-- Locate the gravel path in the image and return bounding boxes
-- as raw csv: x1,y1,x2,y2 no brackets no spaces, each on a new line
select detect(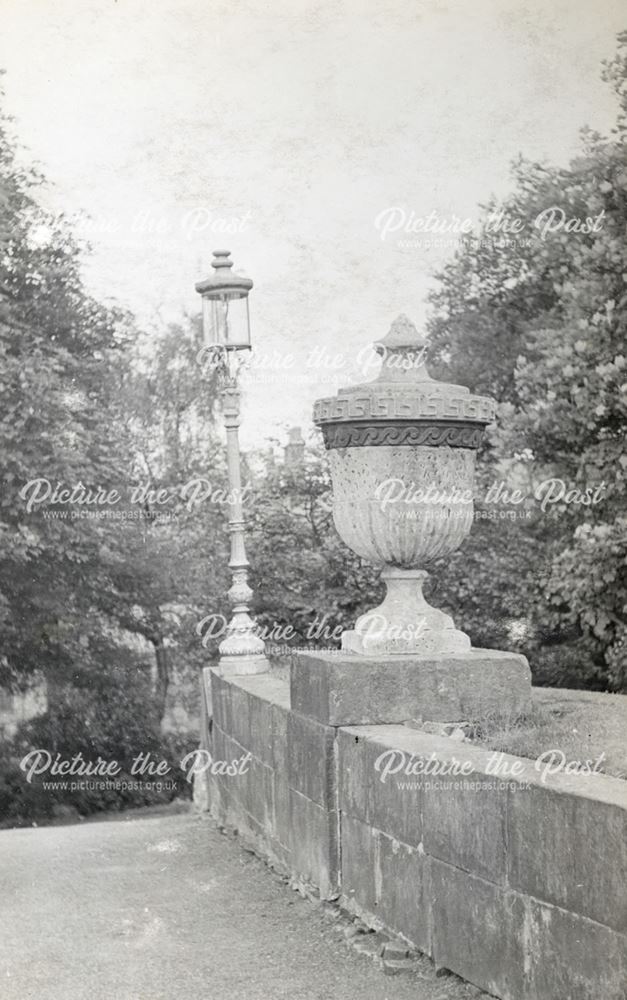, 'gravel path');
0,810,482,1000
